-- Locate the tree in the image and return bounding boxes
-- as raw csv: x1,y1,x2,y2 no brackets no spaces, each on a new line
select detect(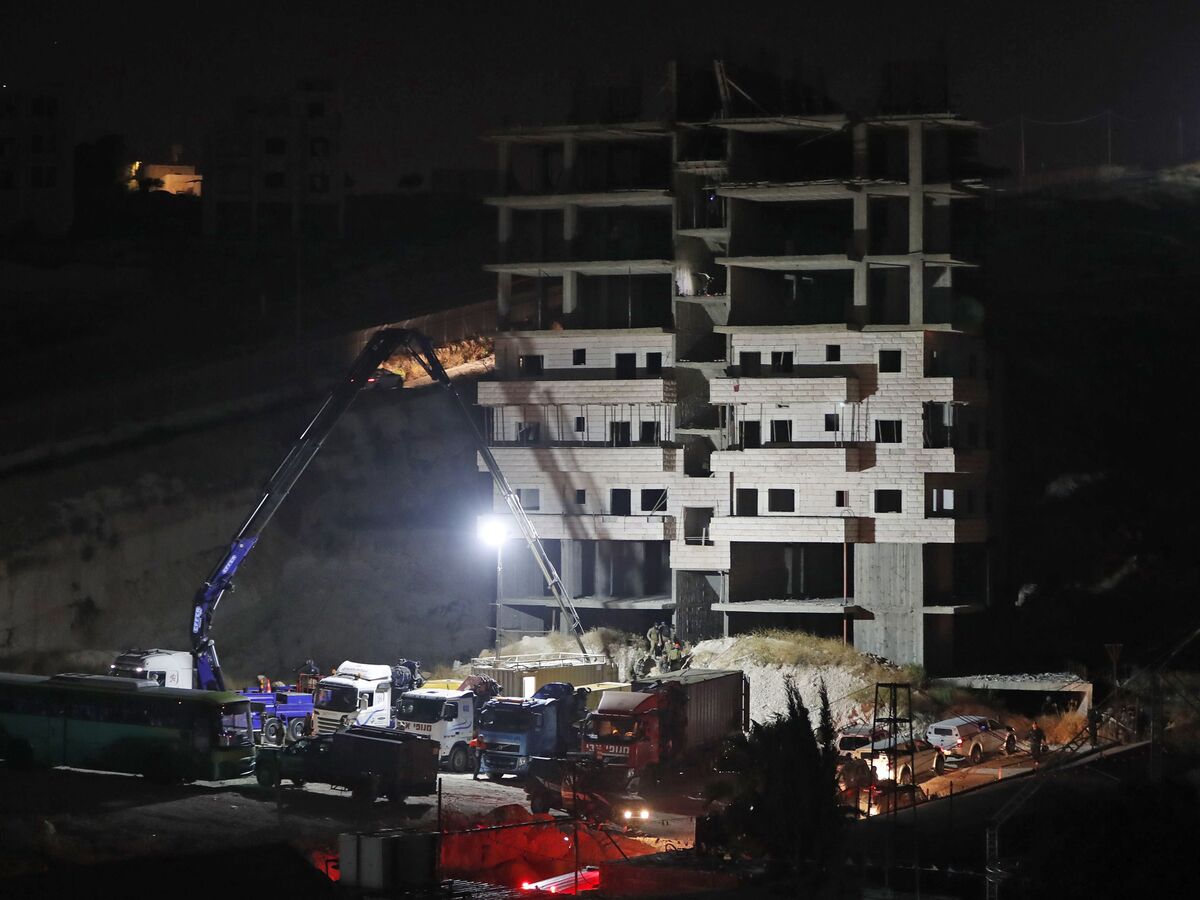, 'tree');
712,677,844,891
